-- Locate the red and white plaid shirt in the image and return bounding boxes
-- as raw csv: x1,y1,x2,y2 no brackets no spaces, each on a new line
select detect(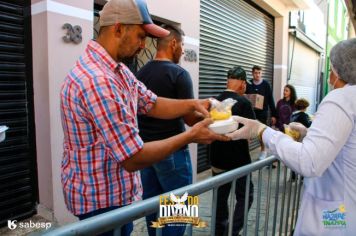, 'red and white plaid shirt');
60,40,157,215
